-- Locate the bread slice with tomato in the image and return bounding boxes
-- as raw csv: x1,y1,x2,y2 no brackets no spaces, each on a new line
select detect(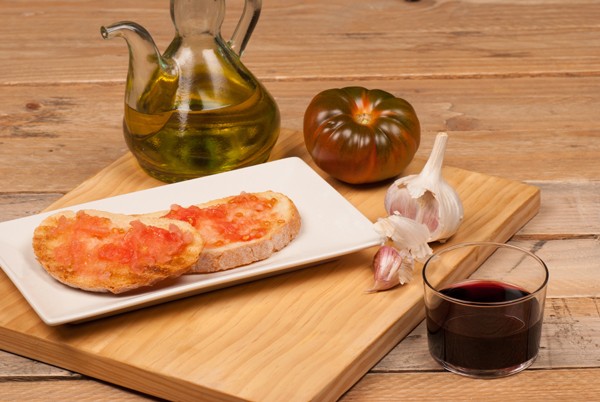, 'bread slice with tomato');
151,191,302,273
32,210,204,294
